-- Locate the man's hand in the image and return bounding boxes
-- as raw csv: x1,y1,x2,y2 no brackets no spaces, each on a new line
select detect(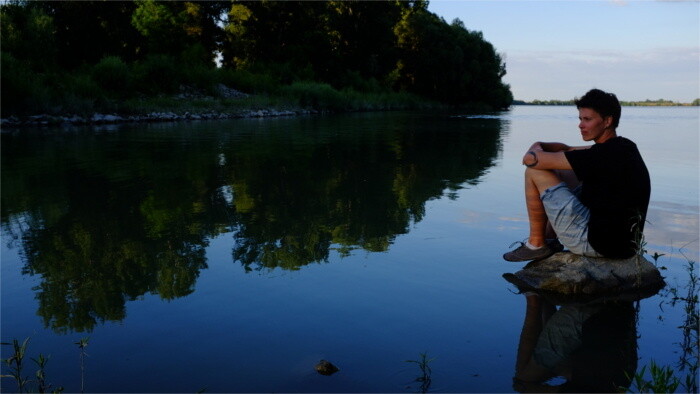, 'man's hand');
527,141,545,152
522,150,539,167
522,141,578,170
